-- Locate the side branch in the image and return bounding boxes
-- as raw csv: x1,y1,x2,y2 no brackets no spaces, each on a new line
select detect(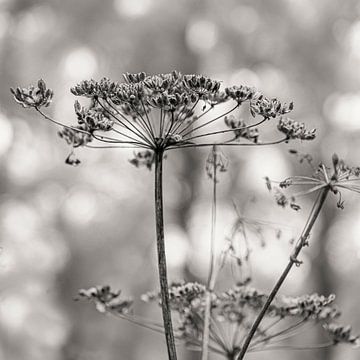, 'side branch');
236,188,330,360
